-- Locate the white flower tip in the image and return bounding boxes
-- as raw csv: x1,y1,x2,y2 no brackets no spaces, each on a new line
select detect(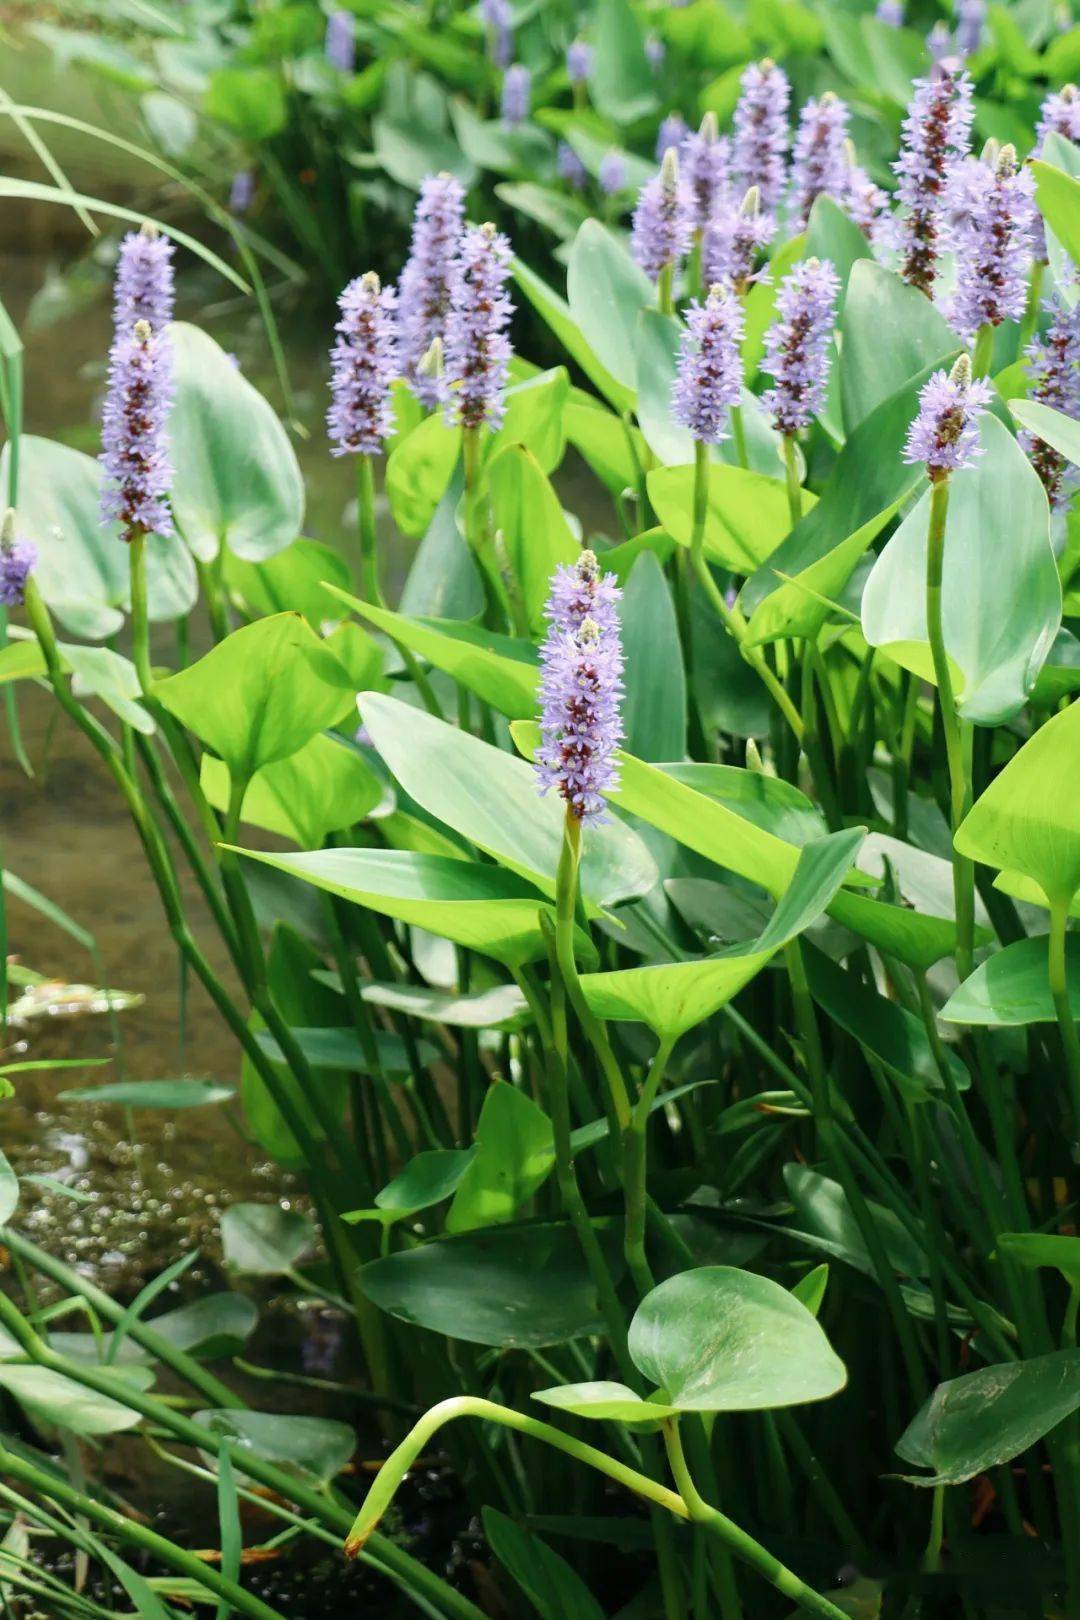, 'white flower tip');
739,185,761,216
1,508,15,547
996,142,1018,177
133,318,152,343
950,352,973,387
418,335,444,378
700,110,718,142
660,146,681,191
139,220,159,240
361,270,381,295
